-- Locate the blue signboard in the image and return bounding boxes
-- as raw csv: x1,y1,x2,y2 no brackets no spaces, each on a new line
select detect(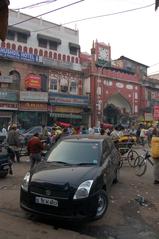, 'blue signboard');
0,47,39,63
49,92,89,107
0,91,18,101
